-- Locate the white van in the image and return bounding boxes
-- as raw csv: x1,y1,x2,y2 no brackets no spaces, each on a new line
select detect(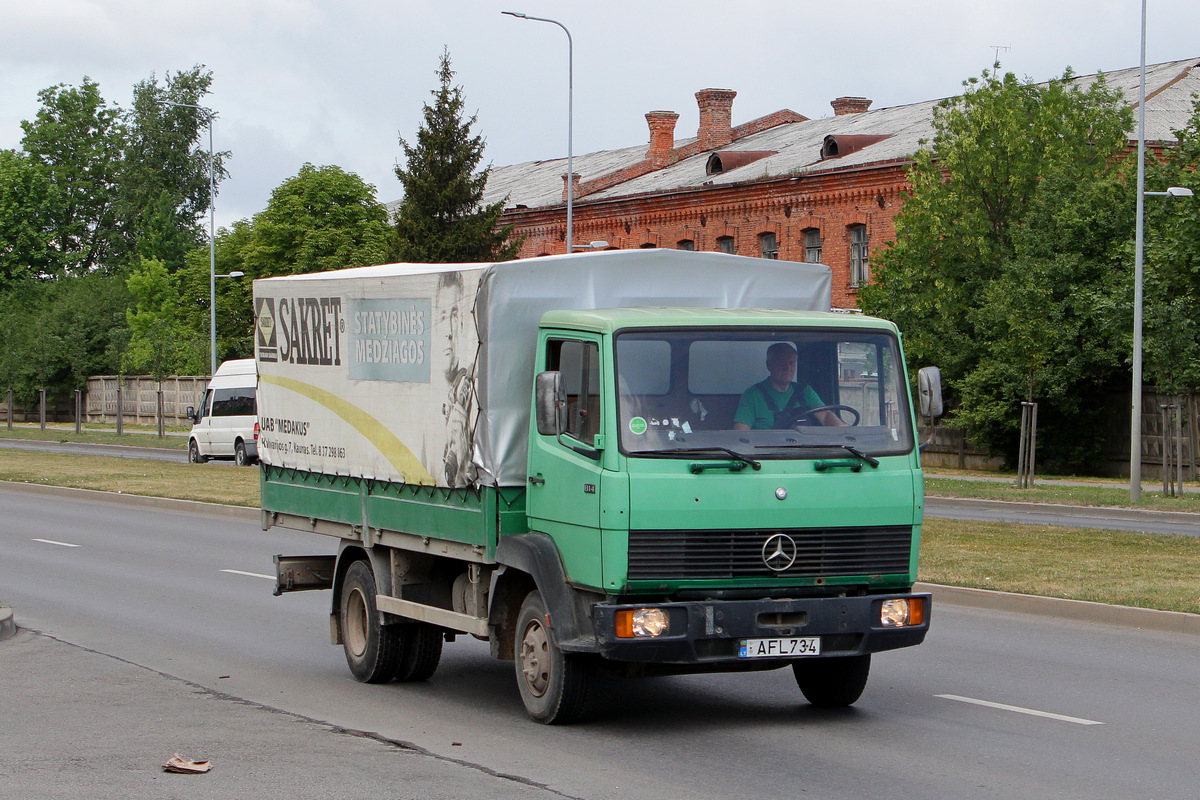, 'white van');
187,358,258,466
